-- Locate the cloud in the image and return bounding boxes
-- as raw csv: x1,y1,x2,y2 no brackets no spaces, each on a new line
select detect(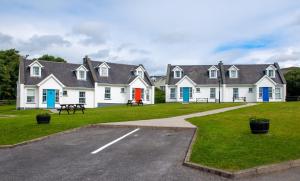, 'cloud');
0,32,13,49
129,48,150,55
72,22,108,45
153,32,190,44
90,49,110,59
267,49,300,62
18,34,71,52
